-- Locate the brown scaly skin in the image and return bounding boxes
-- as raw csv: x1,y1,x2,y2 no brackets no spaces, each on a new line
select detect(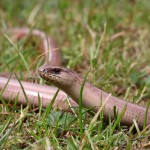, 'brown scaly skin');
39,65,150,129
